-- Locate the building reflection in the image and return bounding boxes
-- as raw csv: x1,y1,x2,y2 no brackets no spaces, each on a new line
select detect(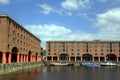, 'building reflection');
12,67,42,80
